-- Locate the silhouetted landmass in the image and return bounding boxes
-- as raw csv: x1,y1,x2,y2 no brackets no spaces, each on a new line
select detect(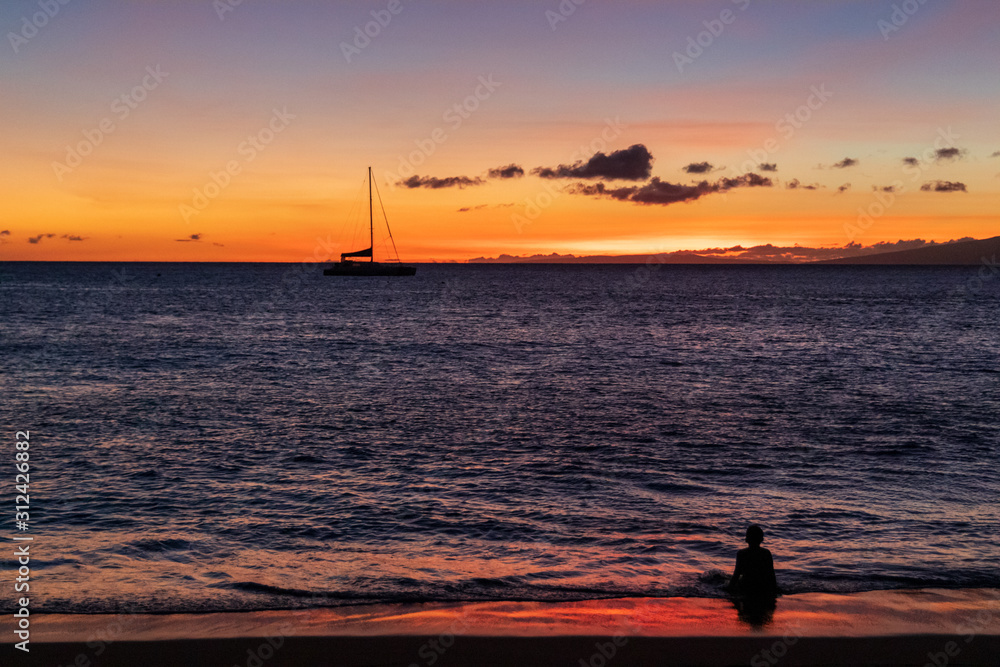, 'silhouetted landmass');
818,235,999,265
467,252,779,264
469,236,998,265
